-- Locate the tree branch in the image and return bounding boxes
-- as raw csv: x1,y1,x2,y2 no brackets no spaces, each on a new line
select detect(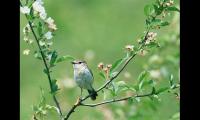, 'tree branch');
64,30,150,120
80,92,153,107
20,2,63,118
